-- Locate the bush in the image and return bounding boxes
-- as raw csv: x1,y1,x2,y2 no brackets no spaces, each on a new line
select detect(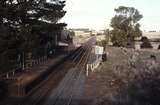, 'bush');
140,37,153,49
158,45,160,49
